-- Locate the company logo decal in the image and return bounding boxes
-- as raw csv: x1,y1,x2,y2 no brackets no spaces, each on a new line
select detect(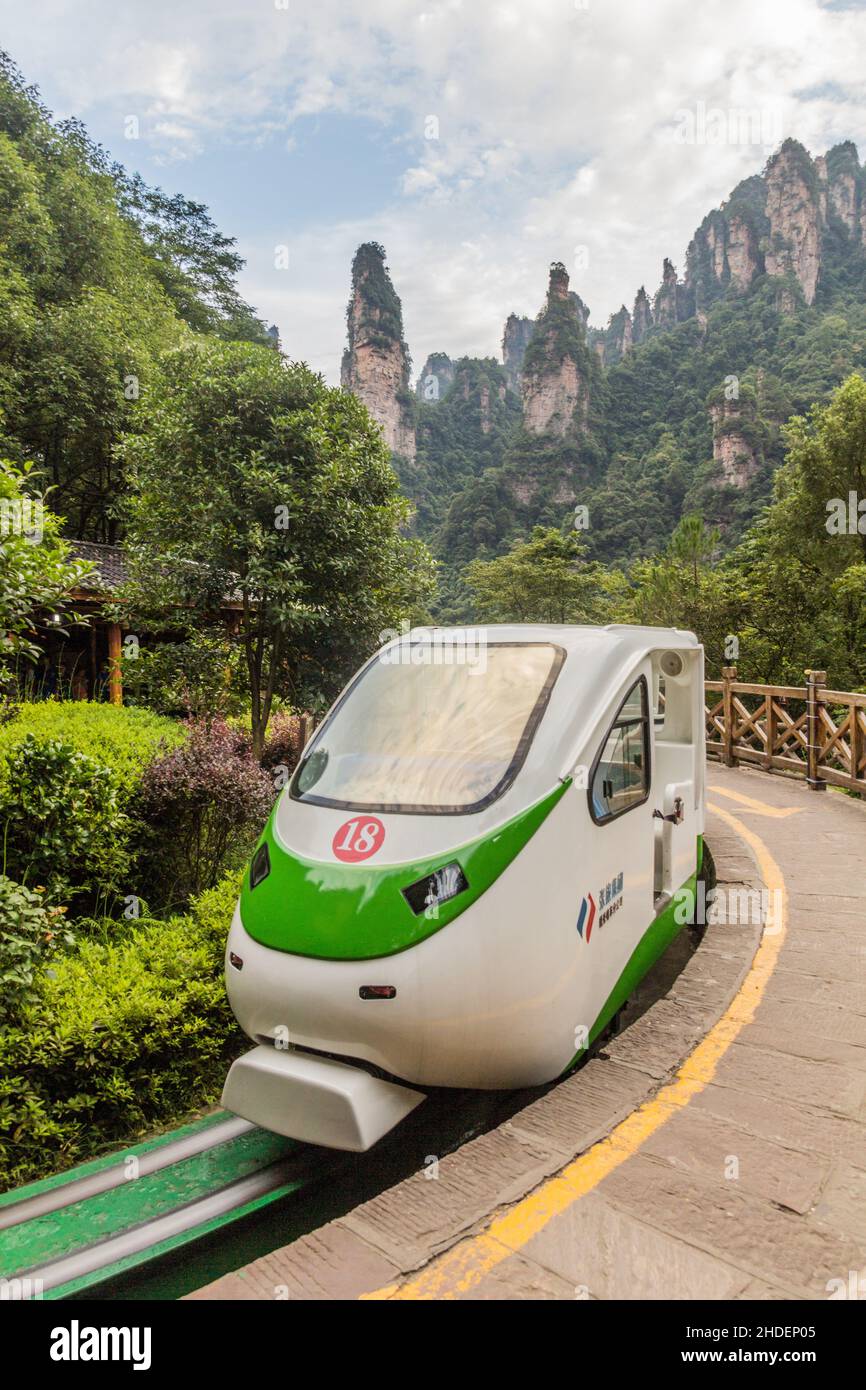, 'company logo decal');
332,817,386,862
598,870,624,927
576,893,596,941
577,872,624,940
